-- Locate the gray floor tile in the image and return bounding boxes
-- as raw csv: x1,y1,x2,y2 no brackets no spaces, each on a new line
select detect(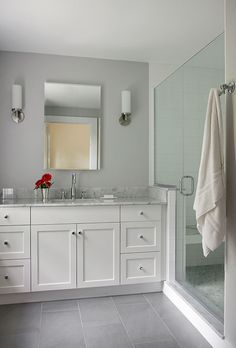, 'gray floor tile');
116,302,173,344
83,323,133,348
0,332,39,348
144,293,181,319
113,294,147,305
39,310,85,348
78,297,120,327
42,300,78,312
163,314,212,348
144,293,212,348
0,303,41,336
135,339,180,348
